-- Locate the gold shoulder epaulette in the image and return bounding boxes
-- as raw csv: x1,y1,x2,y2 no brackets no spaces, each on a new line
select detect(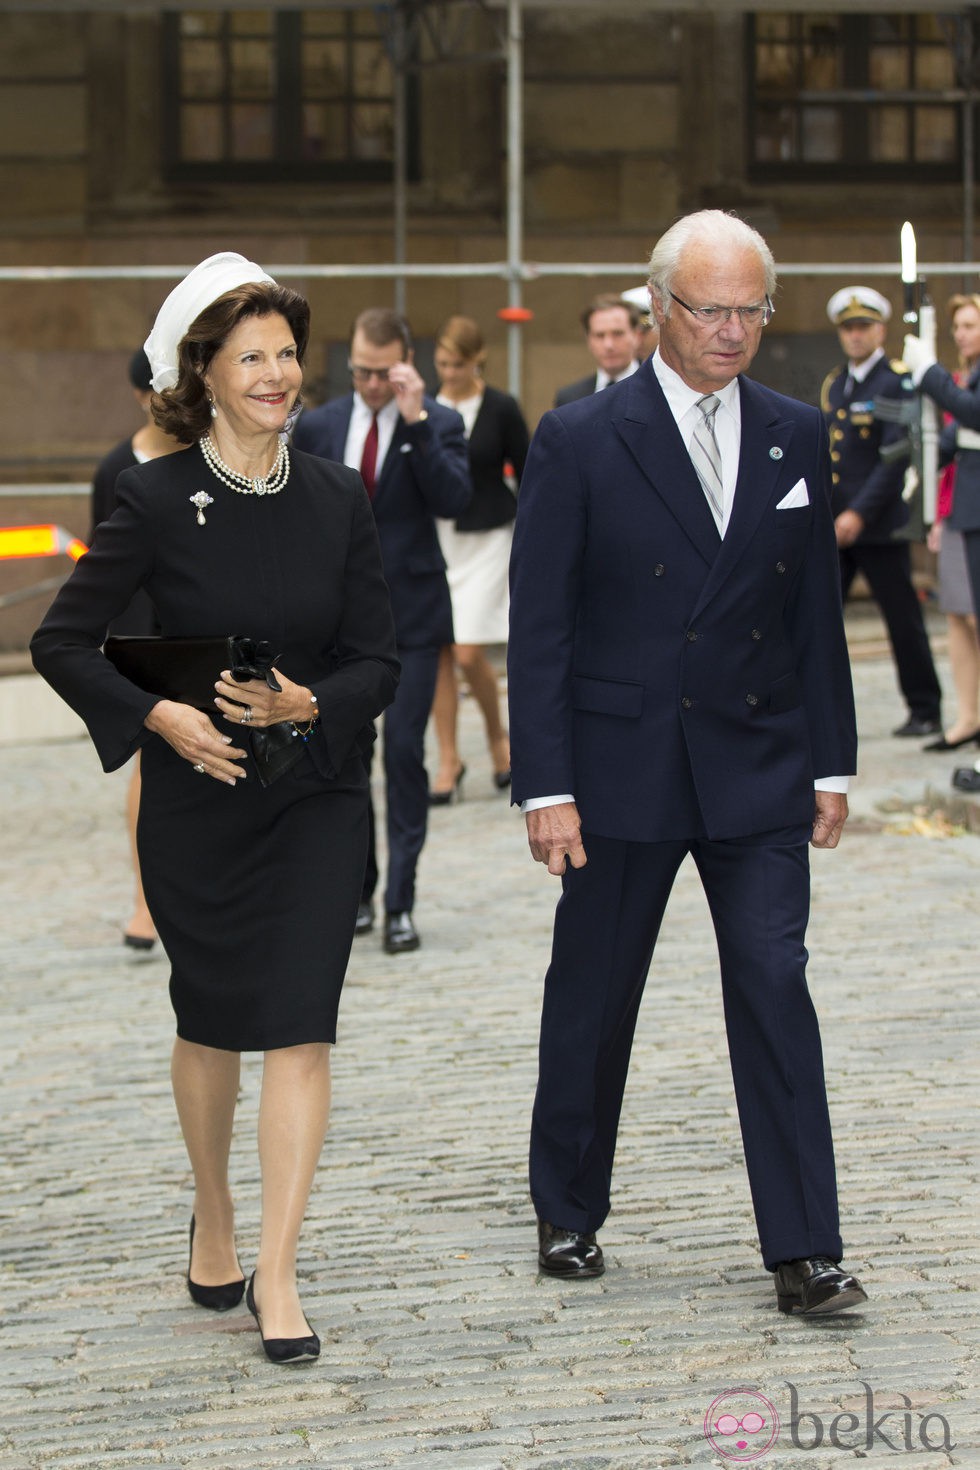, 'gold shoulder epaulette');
819,367,842,414
890,358,910,375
